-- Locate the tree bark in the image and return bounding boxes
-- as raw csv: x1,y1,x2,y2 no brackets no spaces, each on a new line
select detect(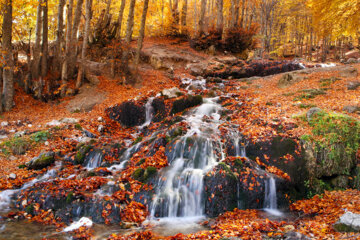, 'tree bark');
135,0,150,65
55,0,65,73
198,0,206,36
61,0,74,96
124,0,136,44
41,0,48,78
181,0,188,35
215,0,223,33
2,0,14,111
116,0,126,38
32,0,43,81
76,0,92,88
